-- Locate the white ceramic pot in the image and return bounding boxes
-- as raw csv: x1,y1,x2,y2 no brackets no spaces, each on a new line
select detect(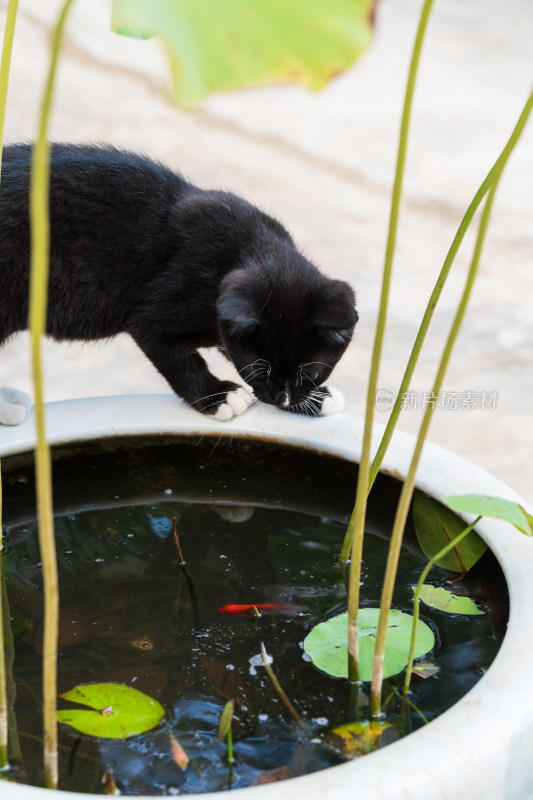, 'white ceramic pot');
1,395,533,800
